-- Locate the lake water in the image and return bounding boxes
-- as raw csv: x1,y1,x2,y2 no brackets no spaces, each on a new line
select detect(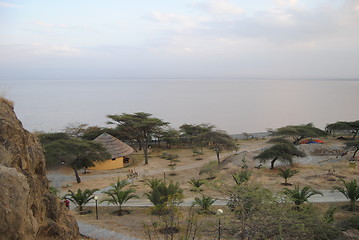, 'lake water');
1,79,358,134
